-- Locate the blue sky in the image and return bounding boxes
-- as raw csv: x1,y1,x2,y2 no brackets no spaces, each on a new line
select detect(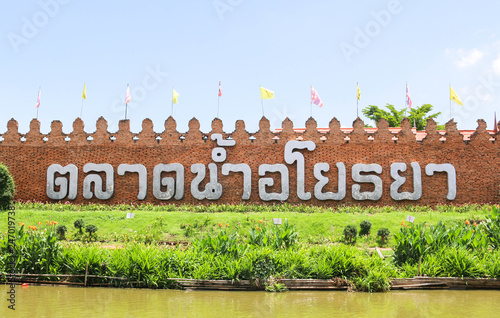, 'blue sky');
1,0,499,134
